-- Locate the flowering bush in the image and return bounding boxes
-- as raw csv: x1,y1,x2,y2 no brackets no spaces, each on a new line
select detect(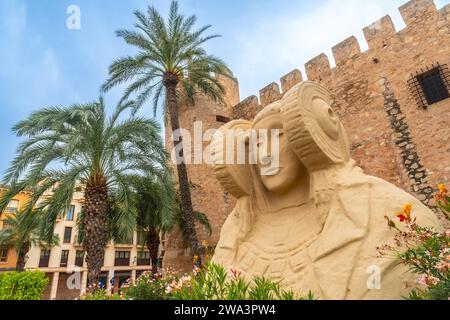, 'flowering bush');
121,269,180,300
378,184,450,300
80,290,120,300
79,239,316,300
167,262,316,300
78,238,317,300
79,283,120,300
